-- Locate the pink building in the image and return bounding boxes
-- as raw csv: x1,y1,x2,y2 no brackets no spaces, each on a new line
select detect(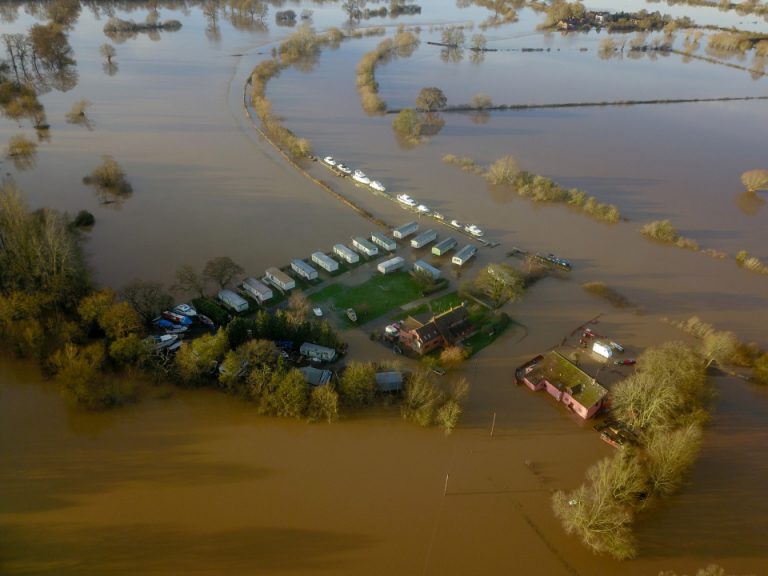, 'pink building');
515,352,608,420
